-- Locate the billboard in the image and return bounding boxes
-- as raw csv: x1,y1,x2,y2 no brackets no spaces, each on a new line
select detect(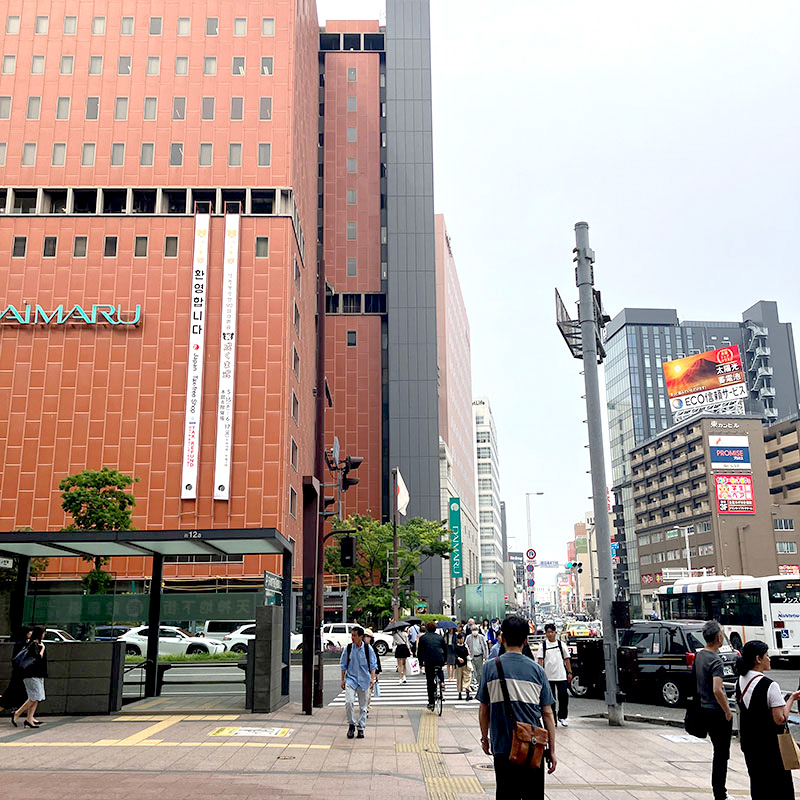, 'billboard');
663,346,747,414
708,435,751,471
714,474,755,514
449,498,463,578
